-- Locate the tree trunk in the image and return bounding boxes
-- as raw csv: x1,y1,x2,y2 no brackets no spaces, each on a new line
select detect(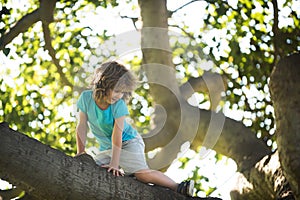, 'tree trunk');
269,53,300,199
0,122,221,200
229,53,300,200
